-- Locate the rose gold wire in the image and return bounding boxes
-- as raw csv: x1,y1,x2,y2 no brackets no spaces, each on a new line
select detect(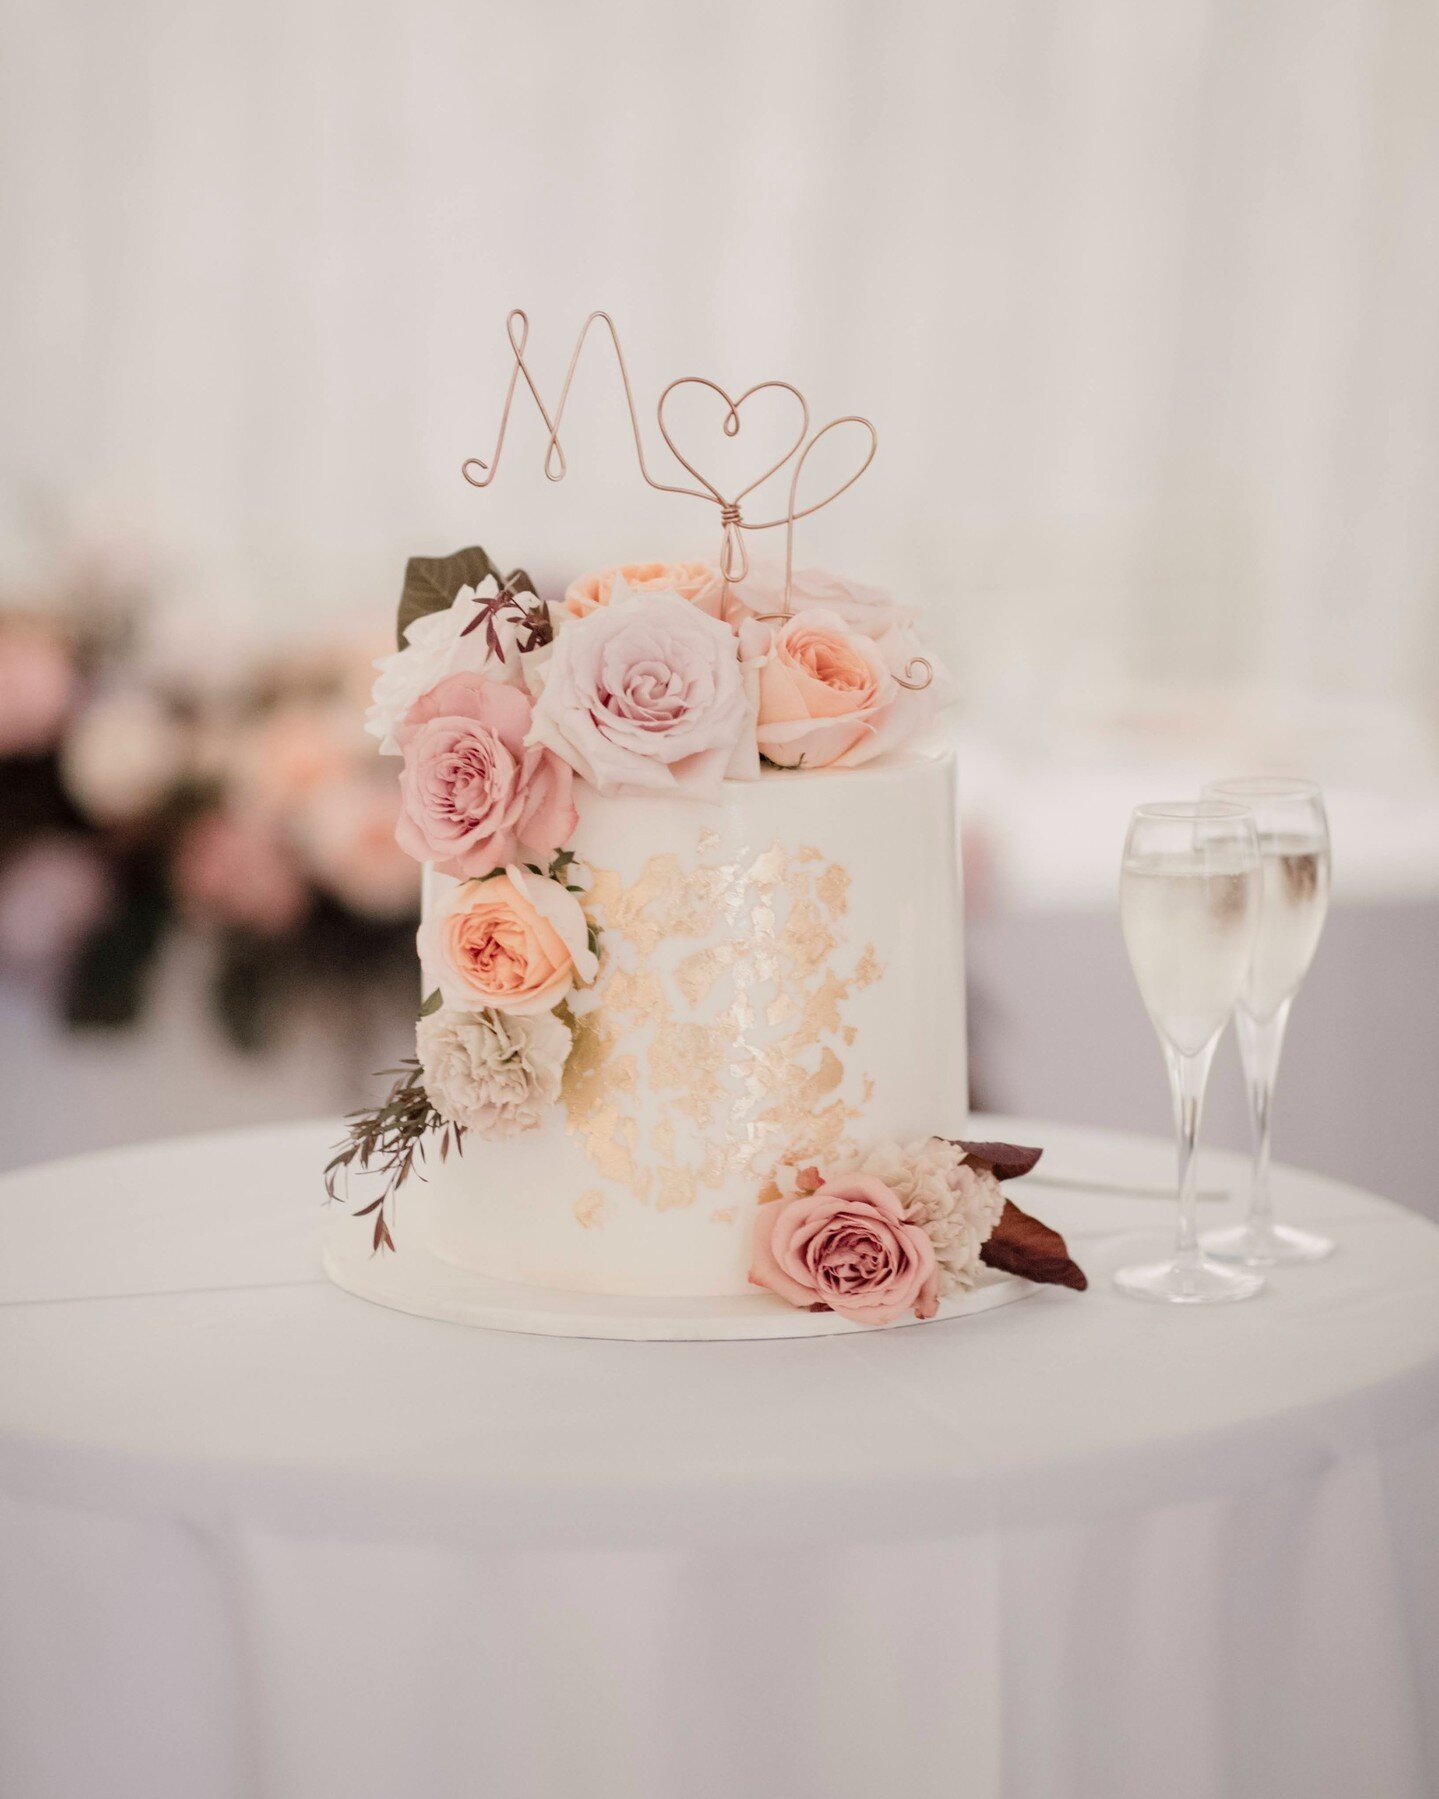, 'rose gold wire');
460,309,918,675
